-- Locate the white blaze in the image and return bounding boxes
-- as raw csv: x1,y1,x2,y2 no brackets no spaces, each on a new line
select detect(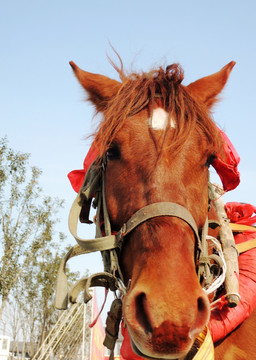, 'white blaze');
149,108,176,130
